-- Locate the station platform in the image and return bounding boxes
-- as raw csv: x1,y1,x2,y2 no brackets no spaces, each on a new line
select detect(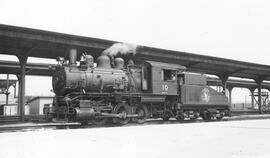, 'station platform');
1,118,270,158
0,121,78,127
0,114,270,131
